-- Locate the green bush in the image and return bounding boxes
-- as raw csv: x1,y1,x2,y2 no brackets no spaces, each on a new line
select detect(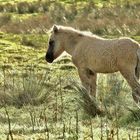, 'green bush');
3,3,16,13
0,13,11,27
0,1,139,36
0,4,4,12
17,2,30,14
